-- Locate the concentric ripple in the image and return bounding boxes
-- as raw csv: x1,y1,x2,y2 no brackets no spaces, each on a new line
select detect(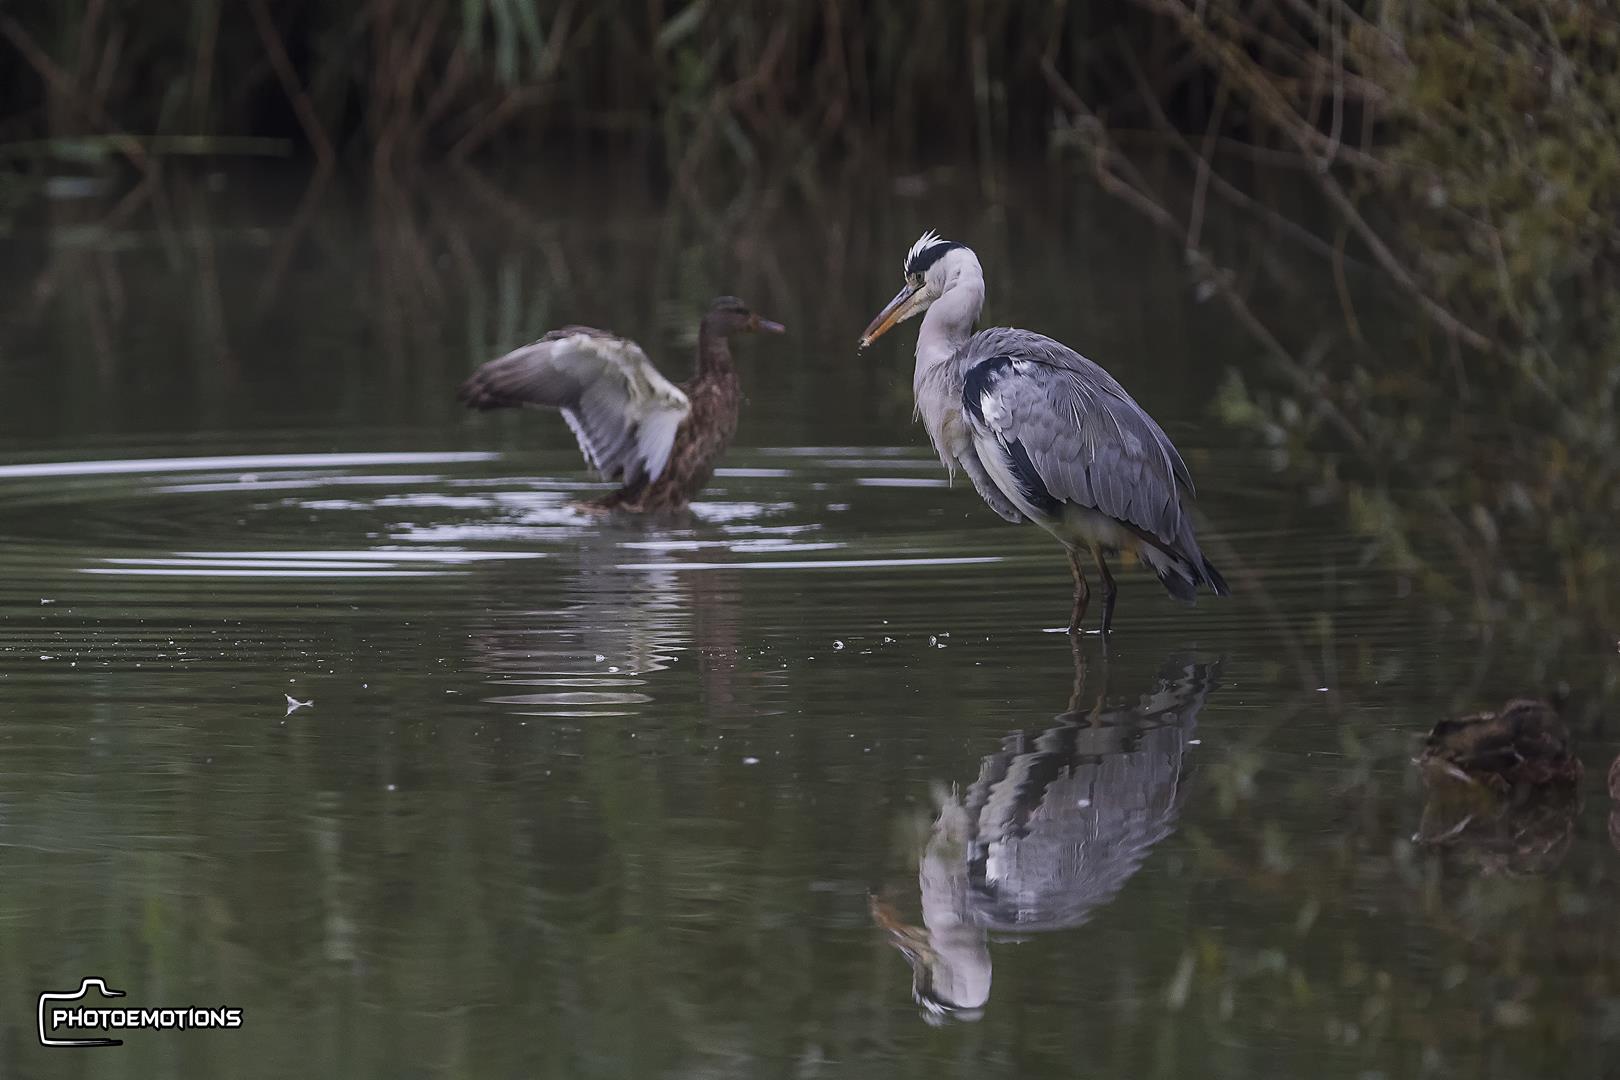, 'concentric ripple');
0,444,1032,717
